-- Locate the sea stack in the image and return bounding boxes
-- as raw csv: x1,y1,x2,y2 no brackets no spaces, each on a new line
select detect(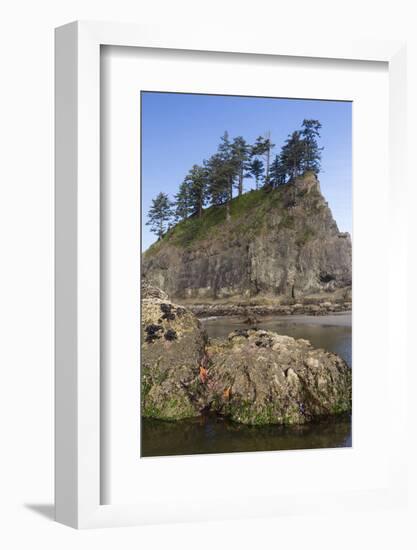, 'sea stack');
142,172,351,303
